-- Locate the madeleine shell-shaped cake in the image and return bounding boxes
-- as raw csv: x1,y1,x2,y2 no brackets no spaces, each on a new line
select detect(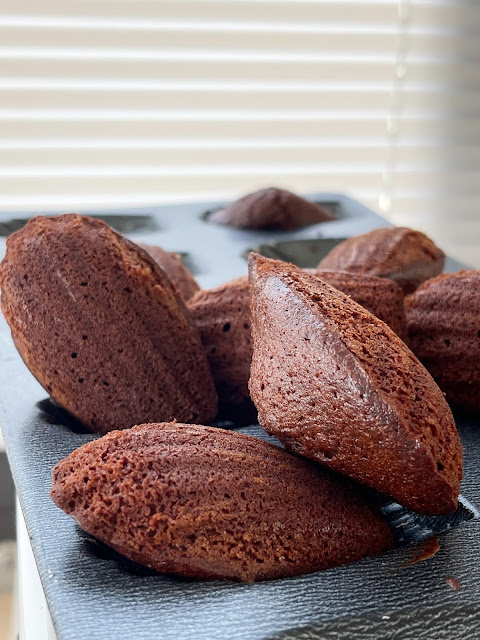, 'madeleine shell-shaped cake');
136,242,199,302
248,253,462,514
406,270,480,413
317,227,445,295
189,269,408,425
208,187,334,231
0,214,217,433
312,270,408,341
51,422,393,583
188,276,257,424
